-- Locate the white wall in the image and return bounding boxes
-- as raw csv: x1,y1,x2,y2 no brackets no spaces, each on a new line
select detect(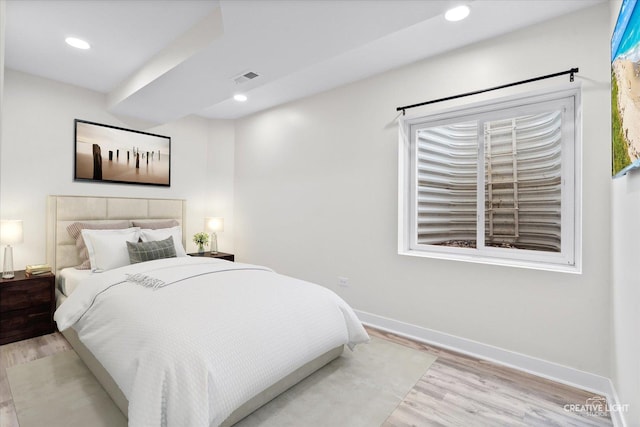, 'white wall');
0,0,6,214
611,175,640,426
0,70,235,268
610,0,640,424
205,118,235,252
234,4,612,376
